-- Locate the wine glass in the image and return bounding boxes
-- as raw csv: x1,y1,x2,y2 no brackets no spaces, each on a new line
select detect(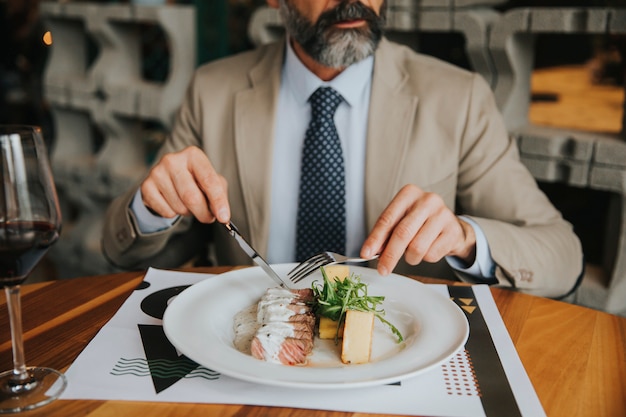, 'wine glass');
0,125,66,412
